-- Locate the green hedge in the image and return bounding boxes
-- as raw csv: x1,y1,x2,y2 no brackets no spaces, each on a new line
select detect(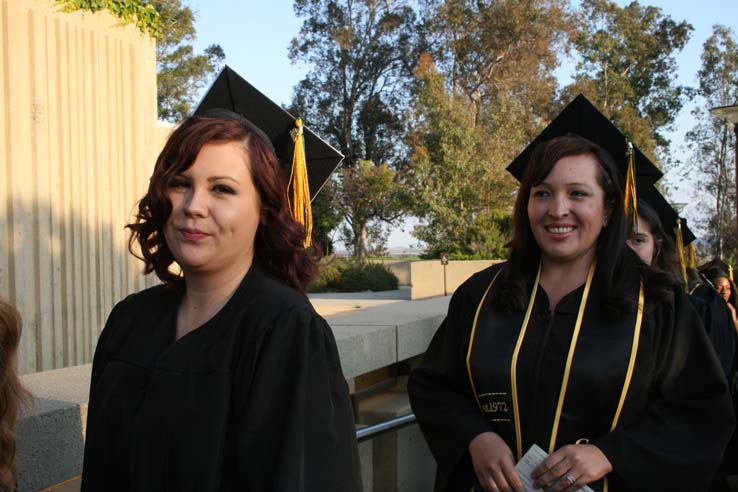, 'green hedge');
308,259,348,293
309,260,399,293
